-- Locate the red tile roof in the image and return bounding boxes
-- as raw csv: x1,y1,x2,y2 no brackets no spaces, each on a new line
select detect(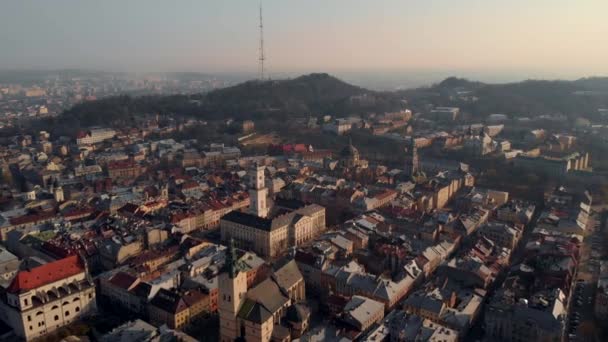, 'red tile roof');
9,210,56,226
7,255,84,293
108,271,139,290
107,159,136,170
